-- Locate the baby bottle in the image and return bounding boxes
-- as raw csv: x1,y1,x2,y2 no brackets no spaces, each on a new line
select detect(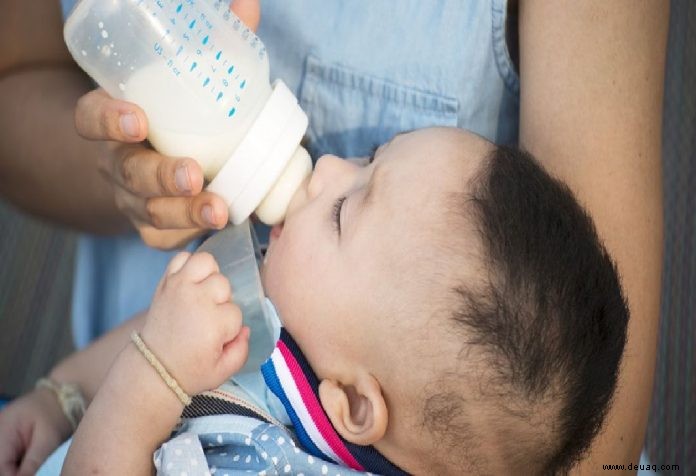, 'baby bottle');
63,0,312,225
63,0,301,372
